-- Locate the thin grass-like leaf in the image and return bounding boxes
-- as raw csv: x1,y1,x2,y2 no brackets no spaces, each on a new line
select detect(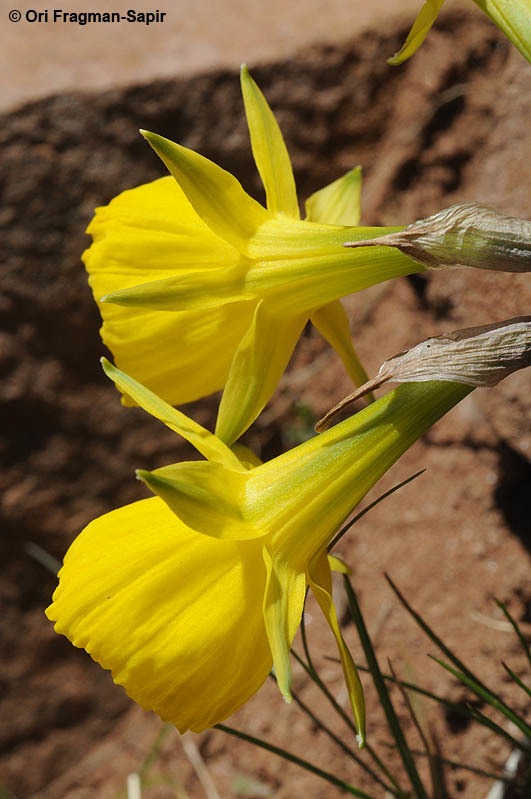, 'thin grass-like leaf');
356,659,530,753
25,542,61,575
268,671,392,792
465,705,529,754
215,724,377,799
339,657,521,750
353,662,473,716
426,732,451,799
388,661,447,799
386,575,494,690
289,683,398,795
386,573,531,734
495,599,531,672
381,740,518,785
139,723,173,778
343,575,428,798
328,470,425,552
291,649,404,795
501,662,531,700
429,655,531,741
